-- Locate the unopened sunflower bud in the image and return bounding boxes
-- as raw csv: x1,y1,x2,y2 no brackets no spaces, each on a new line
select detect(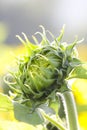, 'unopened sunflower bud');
4,26,81,106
